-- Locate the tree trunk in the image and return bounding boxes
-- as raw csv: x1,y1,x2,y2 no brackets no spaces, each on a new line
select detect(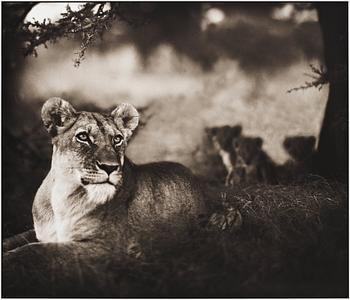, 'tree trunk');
315,3,348,182
3,2,36,120
2,3,38,237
